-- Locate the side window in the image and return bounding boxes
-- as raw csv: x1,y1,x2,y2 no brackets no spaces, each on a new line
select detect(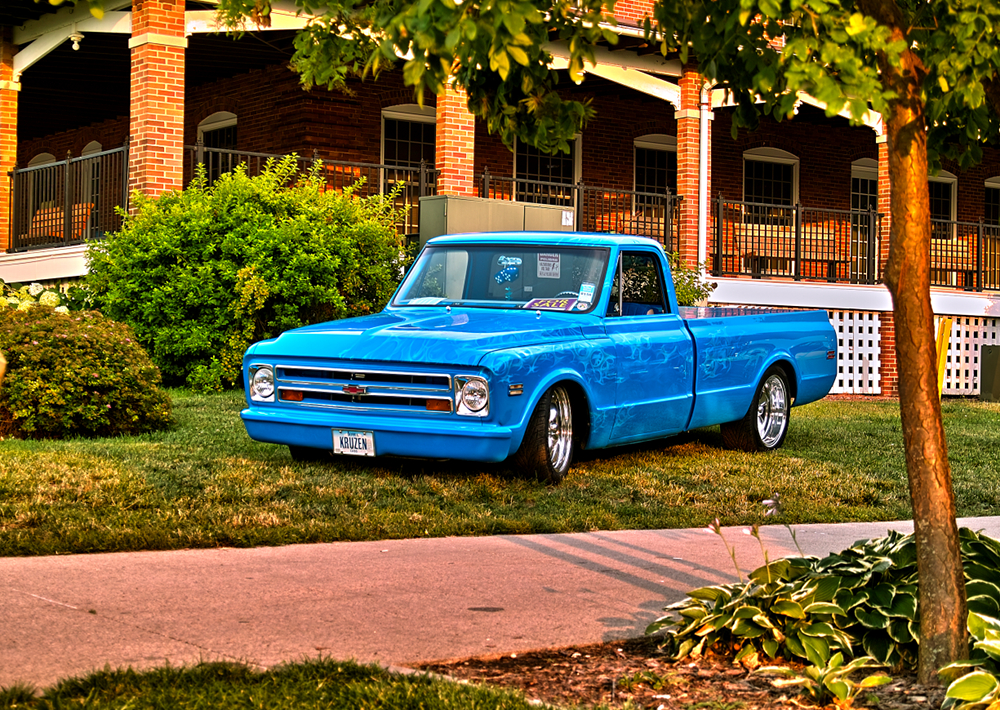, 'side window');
607,252,668,317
